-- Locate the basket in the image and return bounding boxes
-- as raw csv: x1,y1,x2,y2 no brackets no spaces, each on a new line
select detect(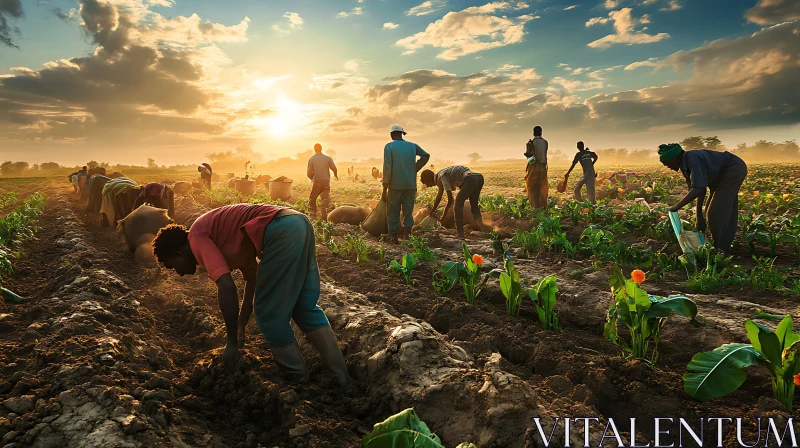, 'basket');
269,179,293,201
235,179,257,196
